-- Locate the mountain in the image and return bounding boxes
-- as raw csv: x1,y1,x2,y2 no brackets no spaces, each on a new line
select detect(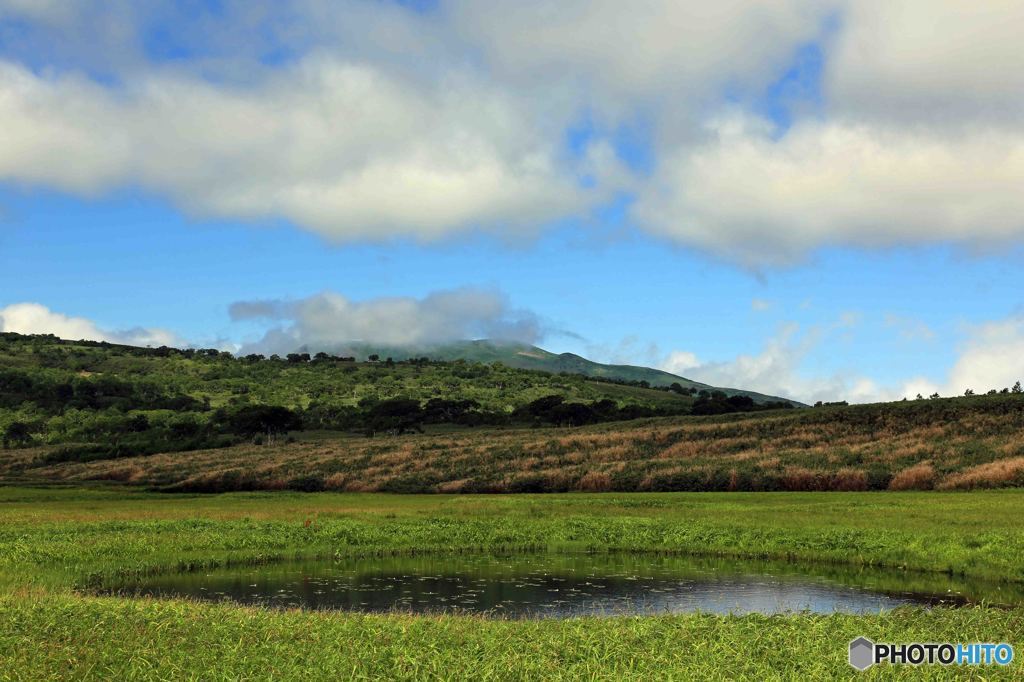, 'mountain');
313,339,804,407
